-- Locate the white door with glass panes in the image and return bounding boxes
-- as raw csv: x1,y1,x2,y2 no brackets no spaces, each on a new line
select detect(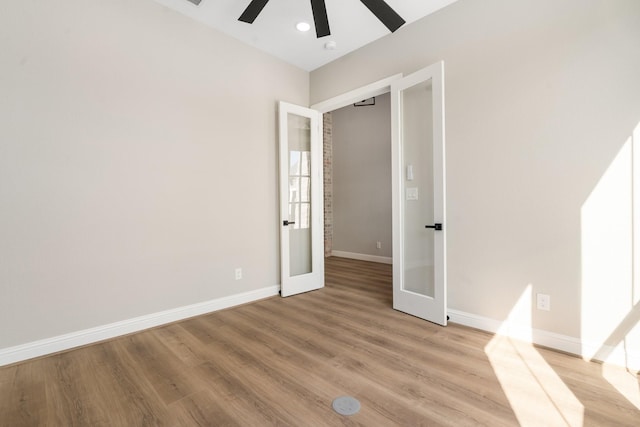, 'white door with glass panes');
278,102,324,297
391,62,447,326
